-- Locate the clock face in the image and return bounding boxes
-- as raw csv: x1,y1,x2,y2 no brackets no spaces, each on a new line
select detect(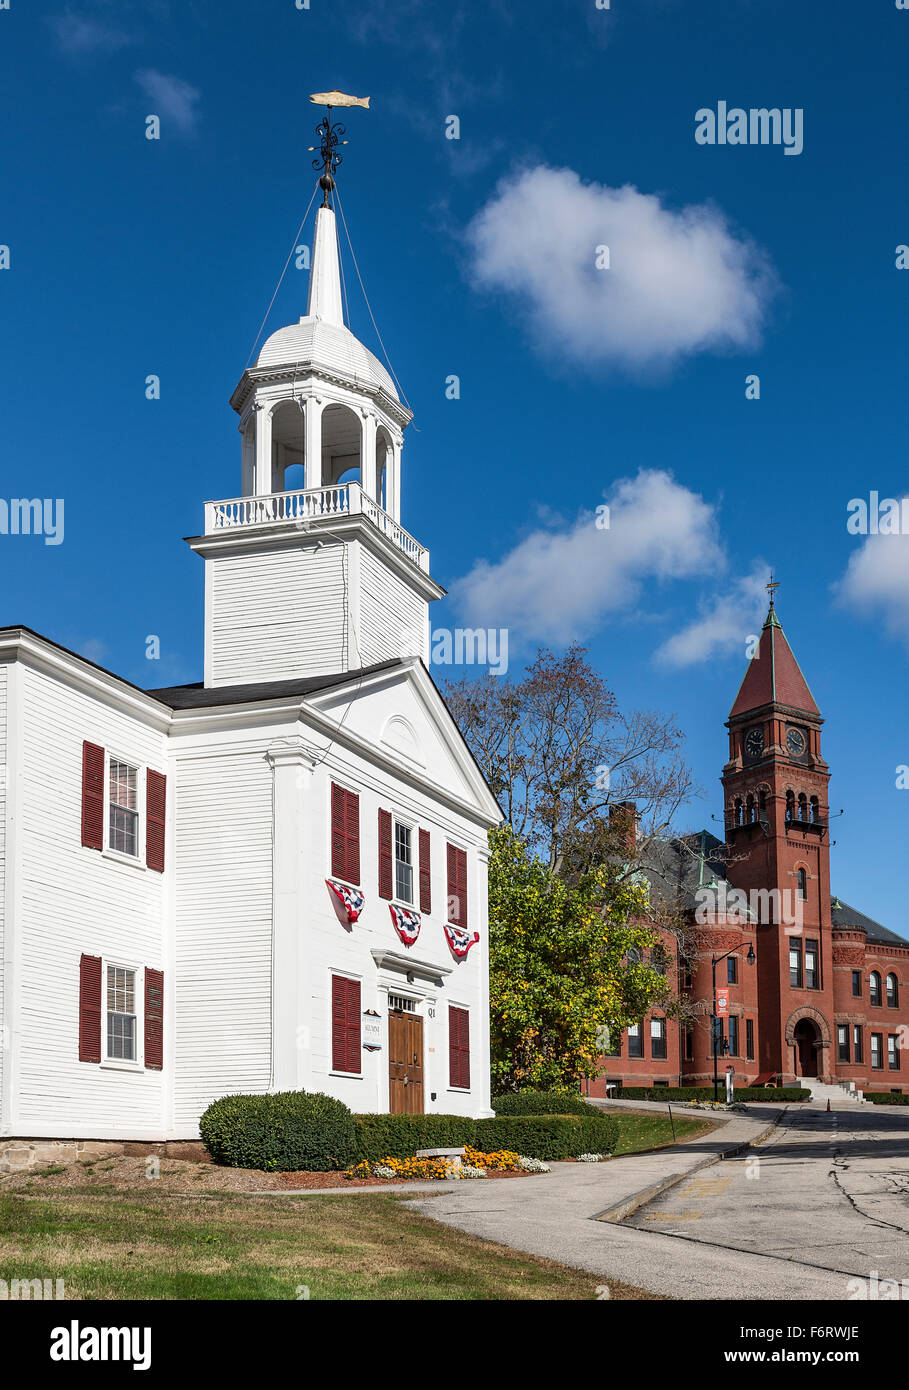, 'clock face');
744,726,764,757
786,726,807,757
